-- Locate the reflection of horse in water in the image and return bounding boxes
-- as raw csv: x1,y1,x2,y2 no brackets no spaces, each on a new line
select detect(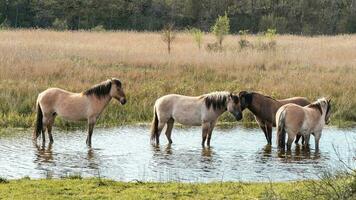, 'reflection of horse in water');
34,142,54,163
255,144,322,164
